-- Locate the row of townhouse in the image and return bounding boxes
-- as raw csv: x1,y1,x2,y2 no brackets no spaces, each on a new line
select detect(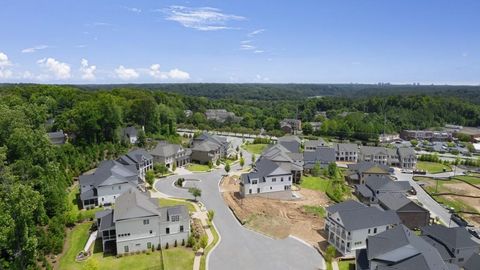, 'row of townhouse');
96,188,190,255
355,223,480,270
